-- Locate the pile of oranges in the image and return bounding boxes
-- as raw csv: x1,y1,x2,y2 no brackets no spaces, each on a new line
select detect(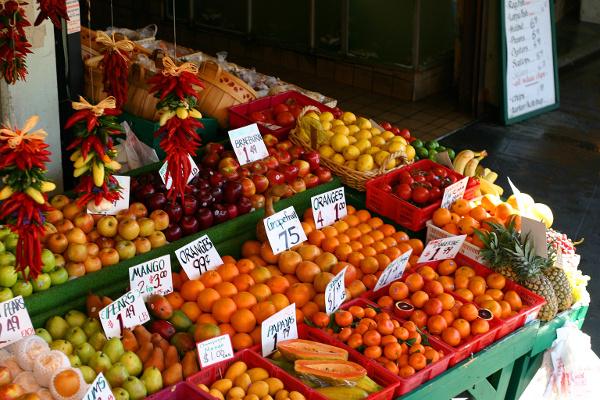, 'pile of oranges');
309,304,445,378
431,196,521,248
162,206,424,352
